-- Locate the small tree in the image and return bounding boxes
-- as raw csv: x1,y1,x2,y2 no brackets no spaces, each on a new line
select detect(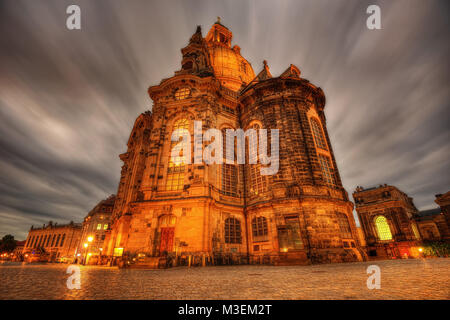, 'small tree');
0,235,16,252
